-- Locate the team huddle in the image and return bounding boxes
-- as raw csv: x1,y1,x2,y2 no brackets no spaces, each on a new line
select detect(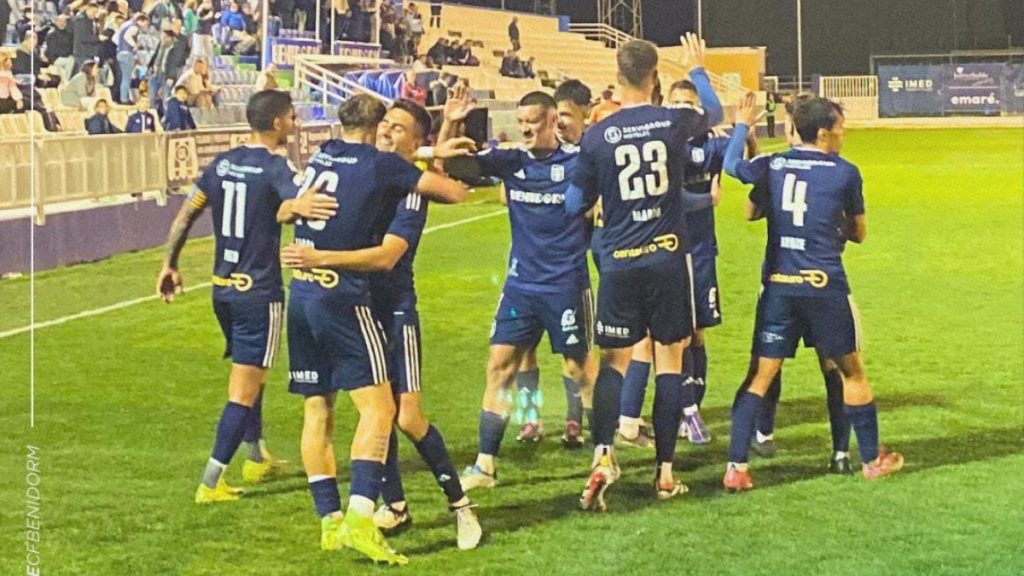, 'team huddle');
155,32,903,566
